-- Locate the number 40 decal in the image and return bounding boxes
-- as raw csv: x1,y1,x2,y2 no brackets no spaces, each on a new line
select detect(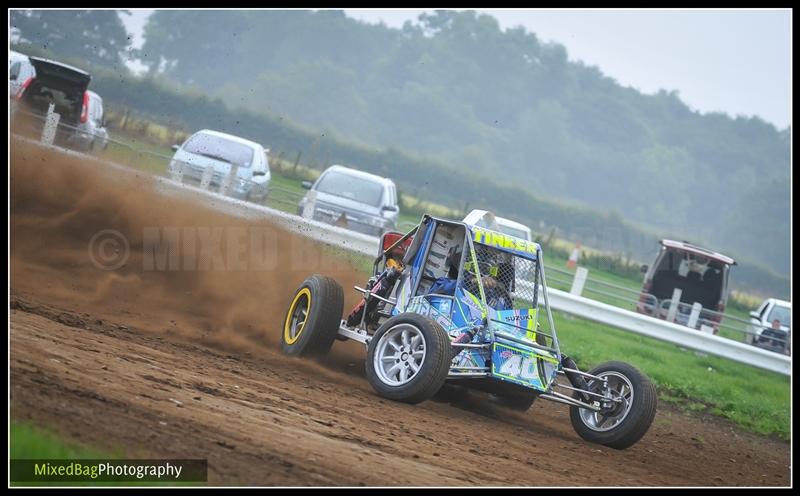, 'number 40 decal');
499,354,539,380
